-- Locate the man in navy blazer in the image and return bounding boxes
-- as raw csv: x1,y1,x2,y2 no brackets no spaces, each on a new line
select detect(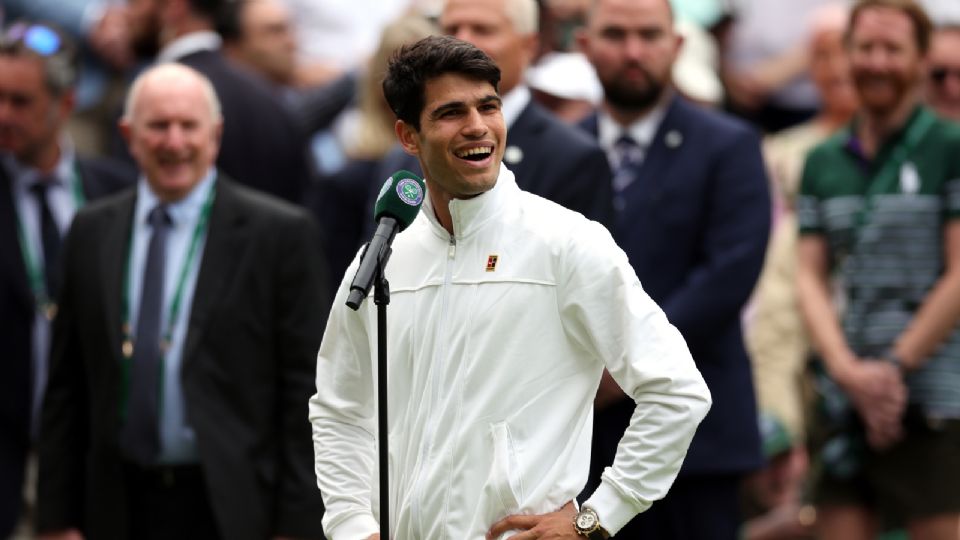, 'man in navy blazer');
373,0,613,228
577,0,770,538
